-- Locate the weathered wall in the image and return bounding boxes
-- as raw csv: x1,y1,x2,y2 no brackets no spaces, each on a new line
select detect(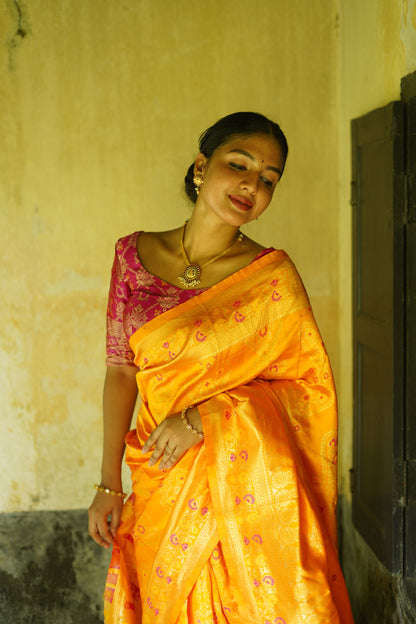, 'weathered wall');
337,0,416,622
1,0,340,514
0,0,341,620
